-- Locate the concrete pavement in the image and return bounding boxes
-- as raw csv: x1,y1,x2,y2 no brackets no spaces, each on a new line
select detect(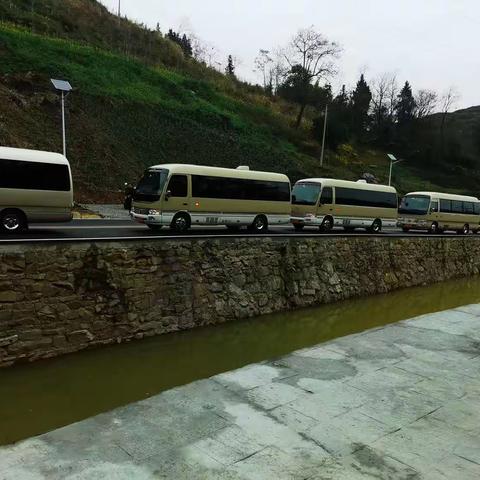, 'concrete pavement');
1,305,480,479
